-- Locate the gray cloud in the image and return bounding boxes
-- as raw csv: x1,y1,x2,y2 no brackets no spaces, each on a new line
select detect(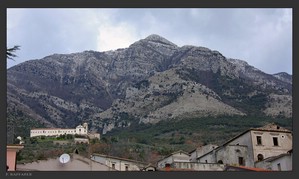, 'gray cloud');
7,8,292,74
